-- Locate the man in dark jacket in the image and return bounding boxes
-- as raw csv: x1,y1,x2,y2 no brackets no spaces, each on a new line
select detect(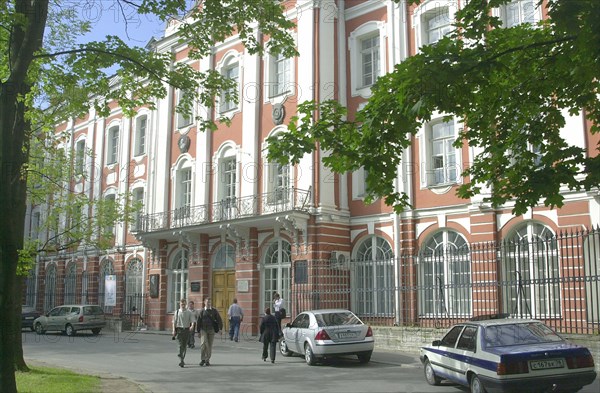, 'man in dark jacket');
259,307,279,363
196,297,223,366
